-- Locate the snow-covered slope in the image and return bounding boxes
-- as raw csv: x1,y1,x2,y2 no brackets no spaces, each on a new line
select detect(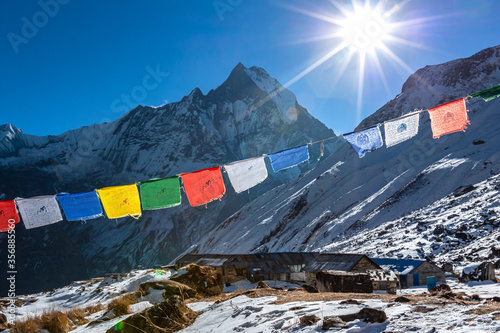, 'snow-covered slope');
194,45,500,269
0,63,339,296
